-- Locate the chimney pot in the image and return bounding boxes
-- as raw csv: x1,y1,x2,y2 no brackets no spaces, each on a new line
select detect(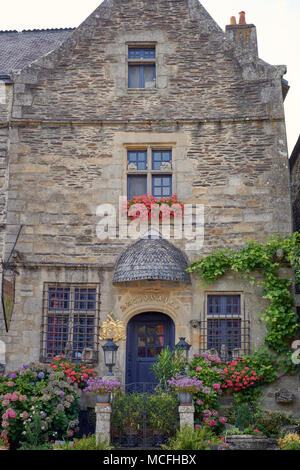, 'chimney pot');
239,11,247,25
230,16,237,25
